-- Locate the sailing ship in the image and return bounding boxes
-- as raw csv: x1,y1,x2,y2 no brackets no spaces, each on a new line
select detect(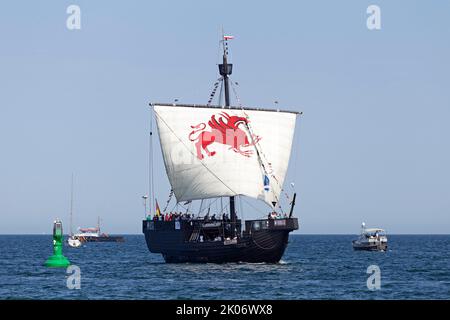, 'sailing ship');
142,35,301,263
